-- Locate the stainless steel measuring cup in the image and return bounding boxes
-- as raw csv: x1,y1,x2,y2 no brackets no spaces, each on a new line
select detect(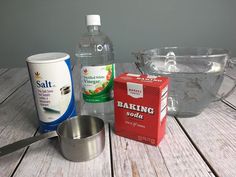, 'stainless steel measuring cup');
0,115,105,162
